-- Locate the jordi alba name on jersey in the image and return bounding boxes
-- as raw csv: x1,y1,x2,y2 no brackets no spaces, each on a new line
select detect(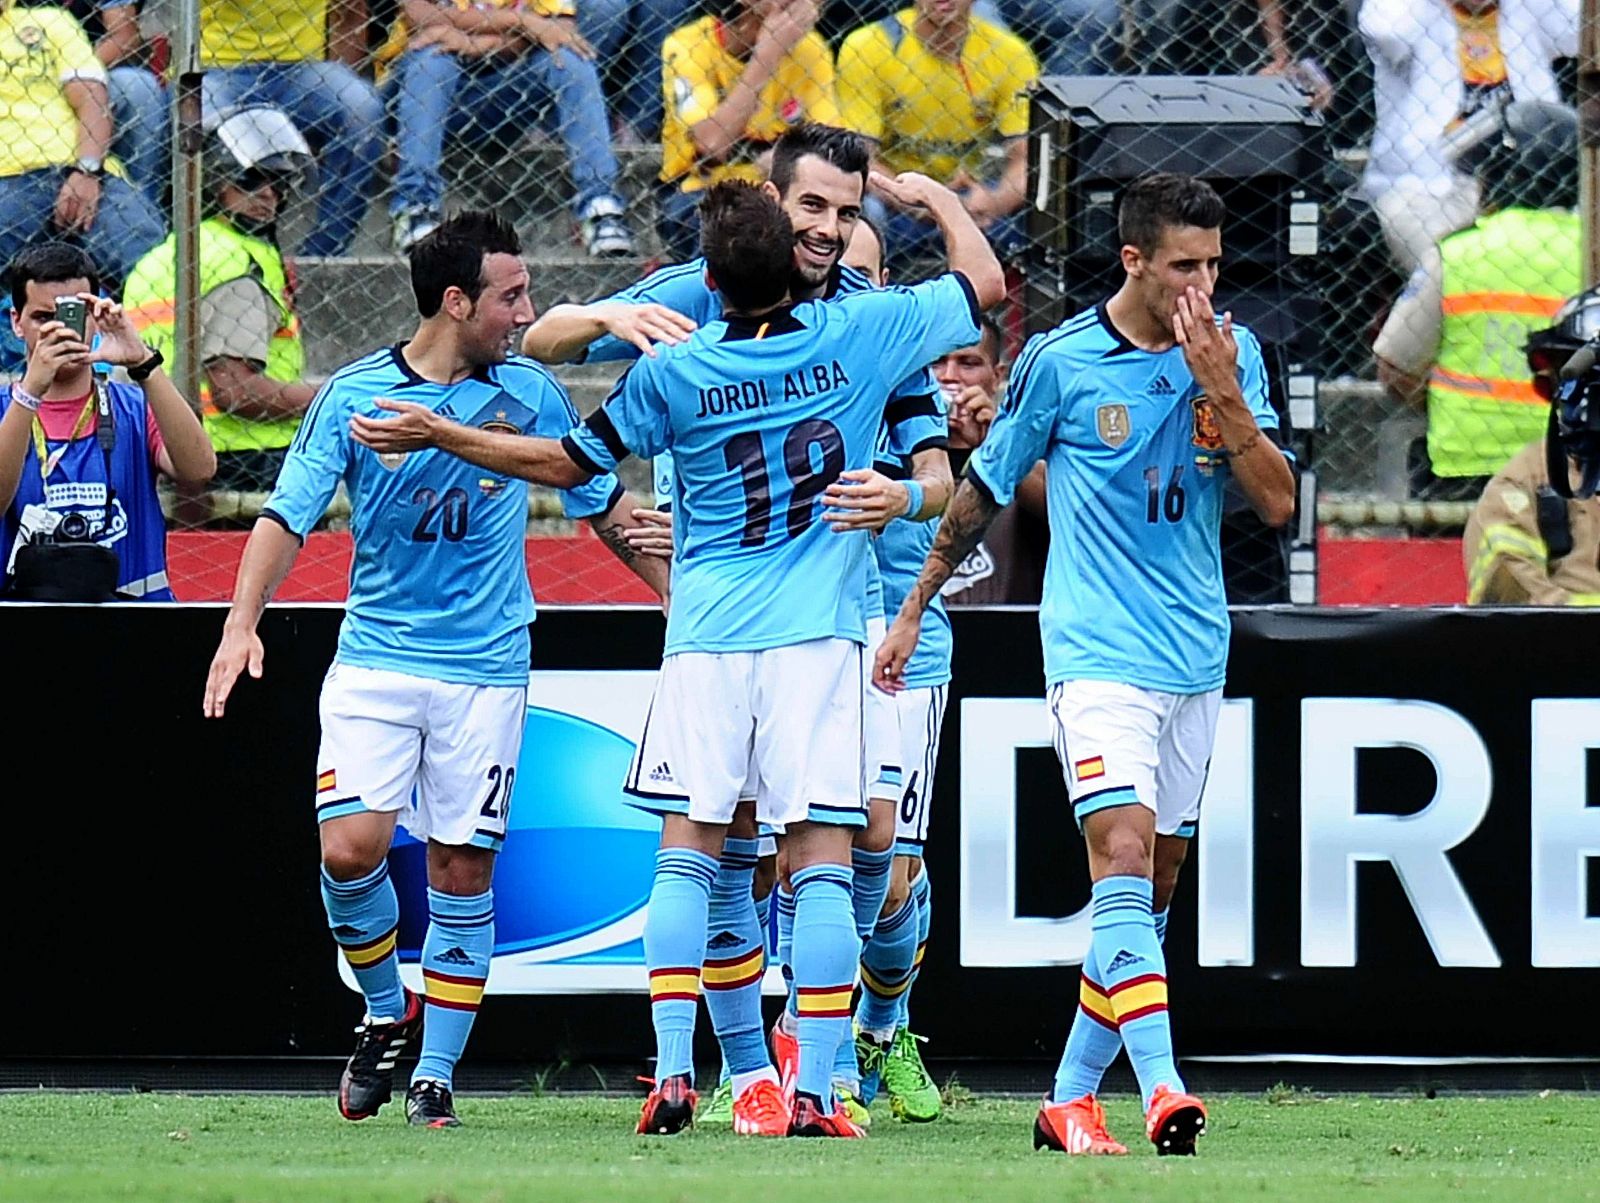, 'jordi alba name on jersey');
969,304,1279,694
265,346,621,686
567,273,981,656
